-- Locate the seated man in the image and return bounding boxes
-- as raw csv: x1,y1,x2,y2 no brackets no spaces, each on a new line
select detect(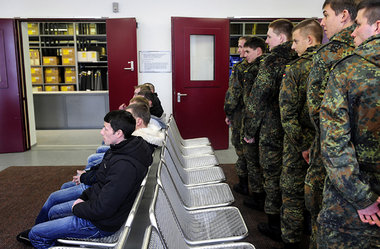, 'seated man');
137,90,166,128
20,110,153,249
17,107,163,247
